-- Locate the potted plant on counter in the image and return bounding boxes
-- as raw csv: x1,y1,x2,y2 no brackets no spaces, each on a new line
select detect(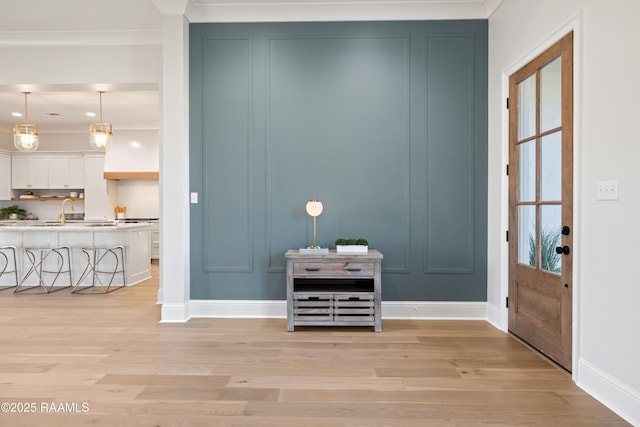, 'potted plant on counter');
335,238,369,253
0,205,27,220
